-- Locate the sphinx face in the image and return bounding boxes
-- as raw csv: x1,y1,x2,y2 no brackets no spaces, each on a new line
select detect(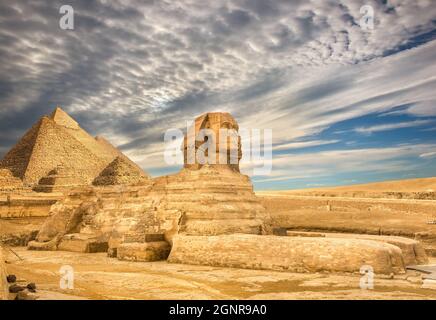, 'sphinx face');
183,112,242,172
